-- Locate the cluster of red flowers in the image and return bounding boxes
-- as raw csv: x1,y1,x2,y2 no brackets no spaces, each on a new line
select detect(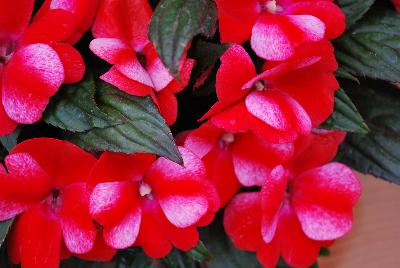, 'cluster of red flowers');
0,0,362,268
